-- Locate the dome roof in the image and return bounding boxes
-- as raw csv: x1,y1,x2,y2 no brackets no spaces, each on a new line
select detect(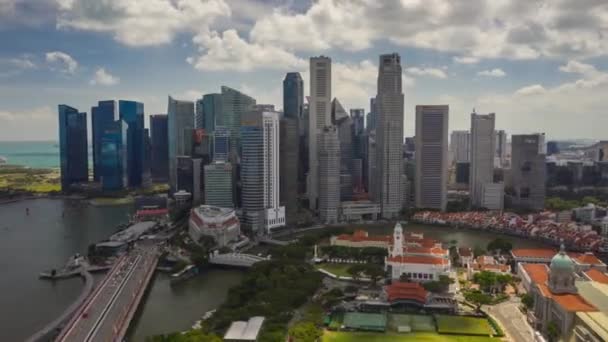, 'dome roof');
550,243,574,272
